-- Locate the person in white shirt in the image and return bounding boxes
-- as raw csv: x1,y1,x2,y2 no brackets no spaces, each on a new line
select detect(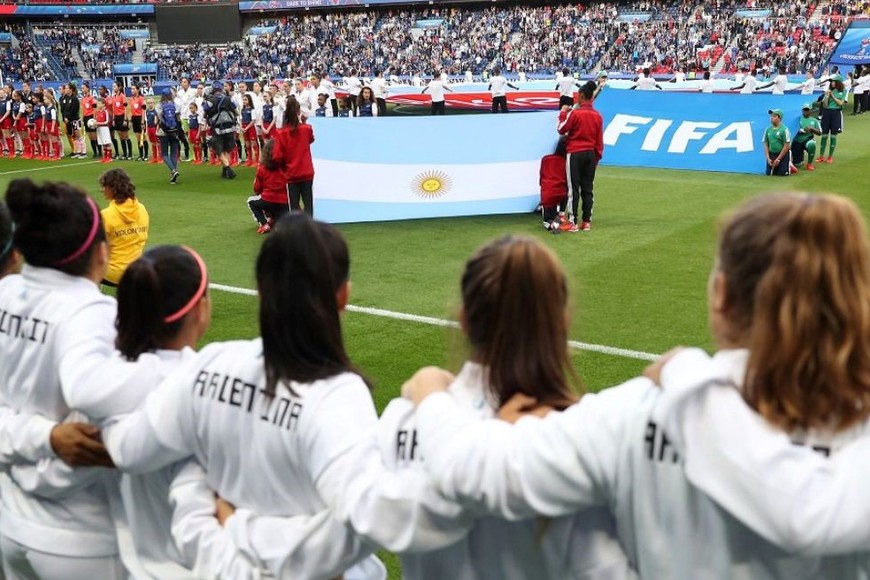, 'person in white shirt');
488,66,518,113
401,192,870,579
643,192,870,561
670,67,686,83
345,71,363,115
798,71,817,95
860,67,870,114
439,71,448,82
556,67,581,107
336,235,635,580
388,69,401,86
518,69,527,83
101,215,386,580
318,72,339,116
0,180,140,579
292,78,313,119
731,68,758,93
758,66,789,95
699,70,715,93
412,72,423,87
371,70,388,116
422,72,452,116
631,68,662,91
